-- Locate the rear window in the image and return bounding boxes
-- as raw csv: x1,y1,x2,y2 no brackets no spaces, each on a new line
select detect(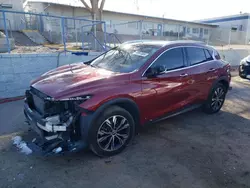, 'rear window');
214,50,221,60
204,49,214,61
186,47,207,65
